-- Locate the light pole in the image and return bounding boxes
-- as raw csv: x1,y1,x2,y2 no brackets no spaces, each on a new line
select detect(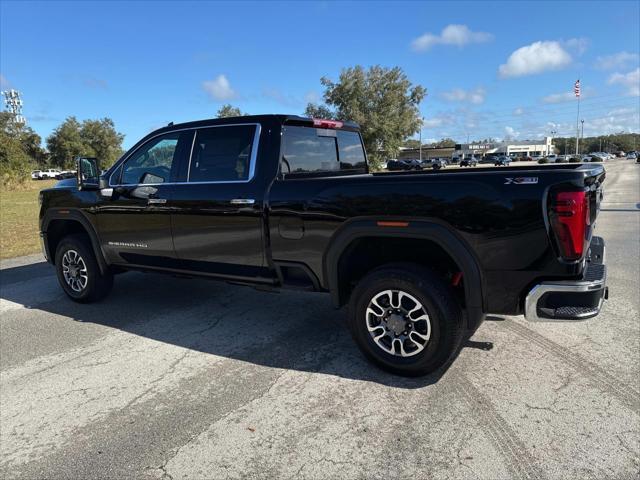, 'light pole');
580,120,584,155
419,117,424,162
549,130,557,156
